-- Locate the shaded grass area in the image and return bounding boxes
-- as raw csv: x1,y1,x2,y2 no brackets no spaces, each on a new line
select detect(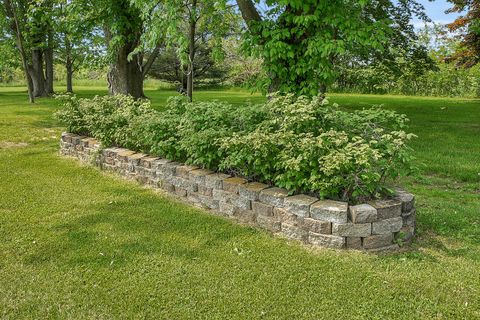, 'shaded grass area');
0,87,479,319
